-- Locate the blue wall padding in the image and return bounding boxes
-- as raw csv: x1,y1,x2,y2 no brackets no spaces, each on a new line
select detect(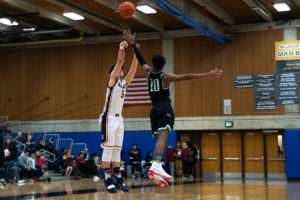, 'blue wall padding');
151,0,234,43
36,130,177,164
284,129,300,178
